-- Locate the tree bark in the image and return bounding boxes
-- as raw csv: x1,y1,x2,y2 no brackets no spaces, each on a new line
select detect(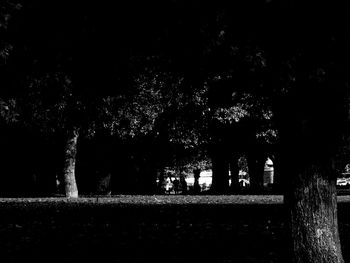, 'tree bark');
211,153,230,194
193,169,201,194
157,168,166,194
138,164,158,194
270,154,283,194
247,152,265,193
63,127,79,198
286,161,344,263
229,156,240,193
